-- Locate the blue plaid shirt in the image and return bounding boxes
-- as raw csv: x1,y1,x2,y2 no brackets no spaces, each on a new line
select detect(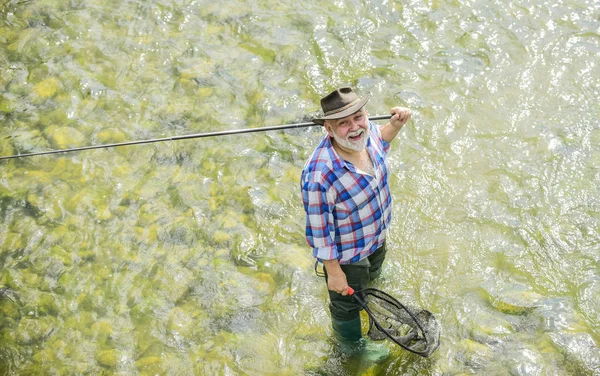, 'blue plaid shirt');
301,121,392,264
